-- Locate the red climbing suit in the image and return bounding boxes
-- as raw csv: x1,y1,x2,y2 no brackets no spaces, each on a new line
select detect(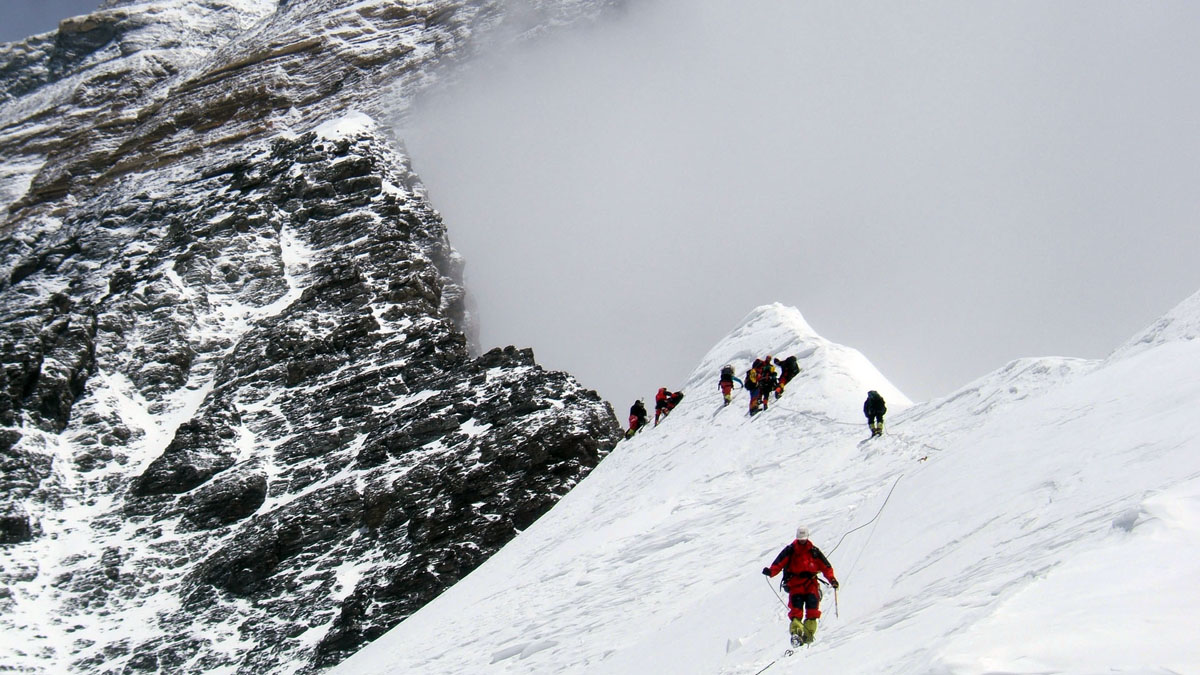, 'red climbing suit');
765,539,837,619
